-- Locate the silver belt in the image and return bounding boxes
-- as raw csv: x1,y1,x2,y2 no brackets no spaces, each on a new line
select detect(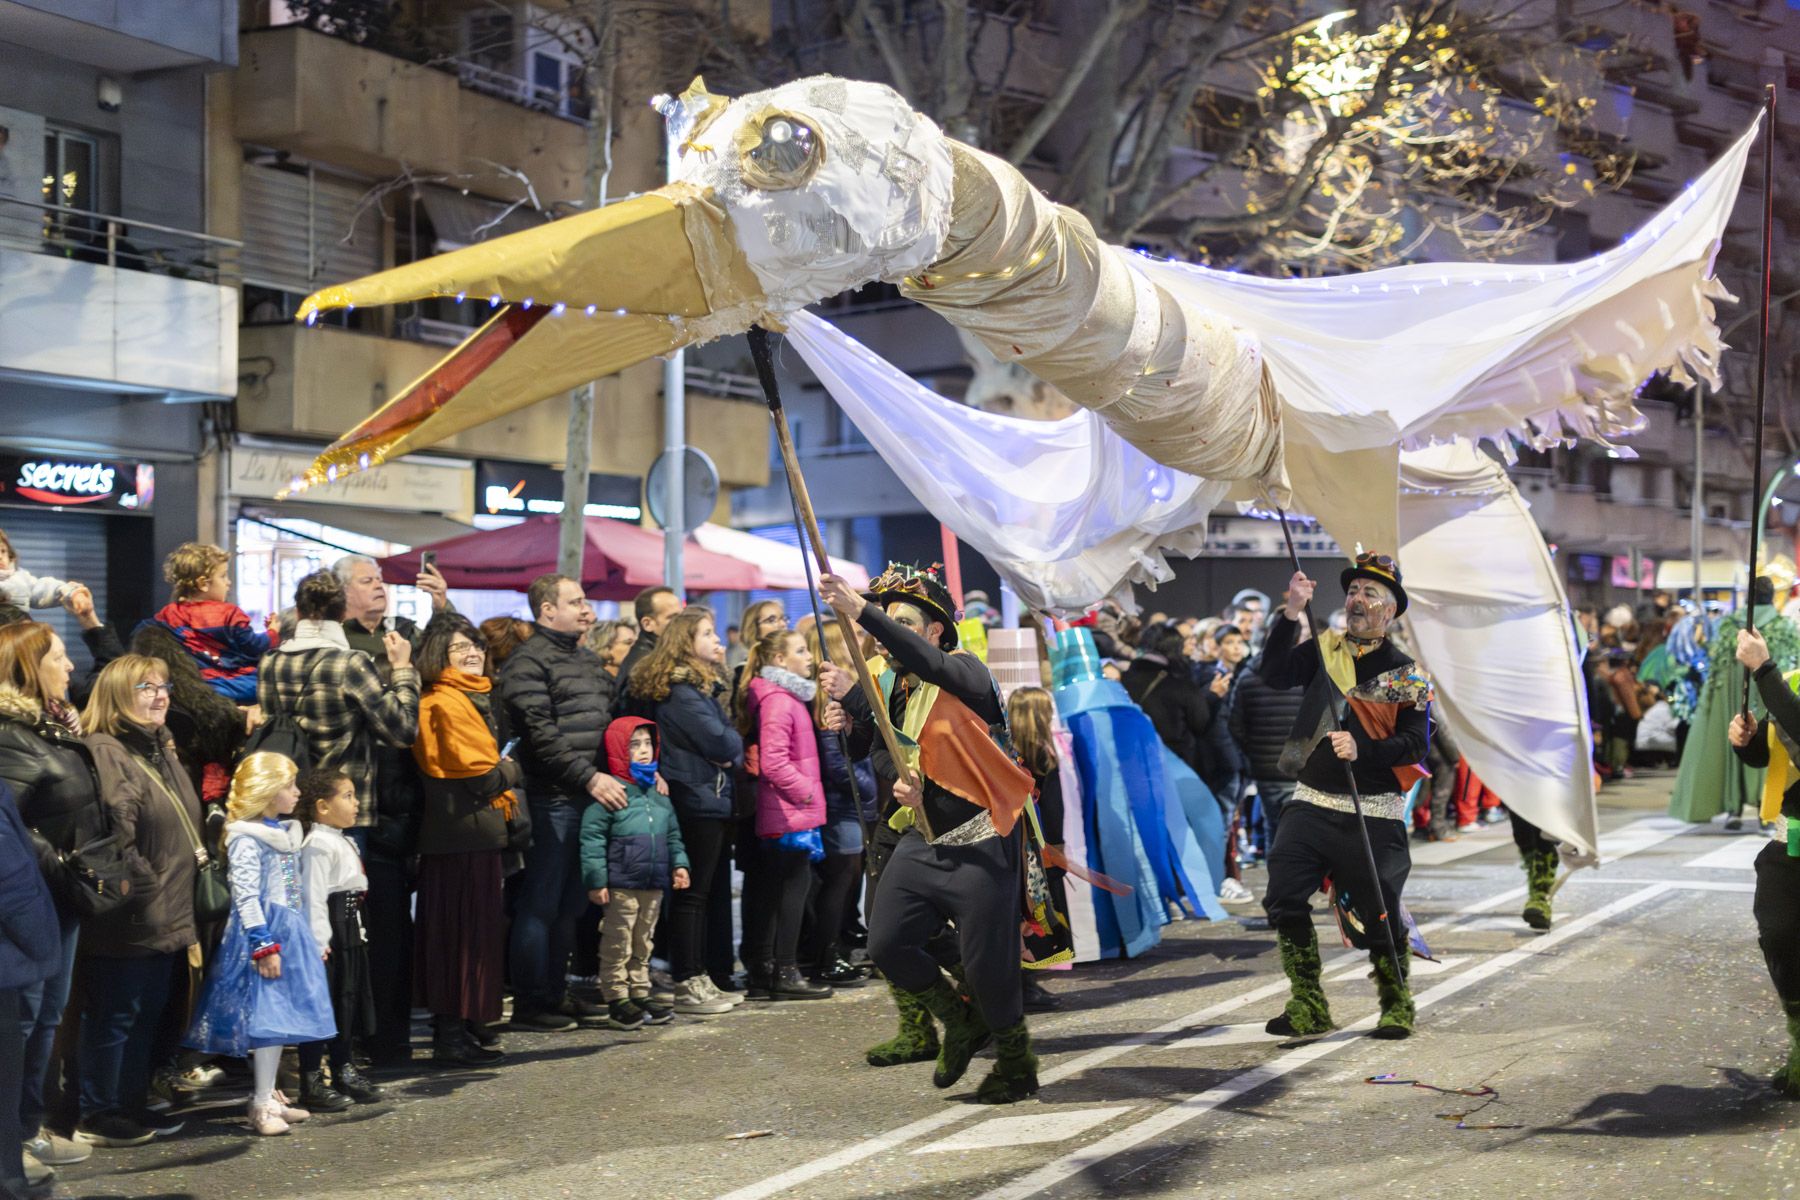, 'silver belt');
929,809,999,847
1293,781,1409,823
